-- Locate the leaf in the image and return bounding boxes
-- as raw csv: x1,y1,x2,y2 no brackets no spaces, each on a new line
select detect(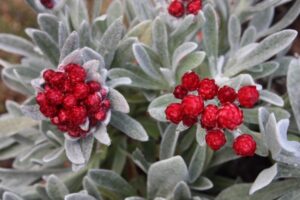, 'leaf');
67,0,89,30
287,59,300,132
46,175,69,200
108,88,130,113
225,30,297,76
58,22,69,50
93,124,111,146
0,117,38,138
132,148,150,173
80,134,94,163
32,30,60,66
133,43,162,80
88,169,135,198
259,90,284,107
243,107,290,124
3,192,23,200
240,26,257,47
152,17,170,68
172,42,198,72
106,0,123,25
83,177,103,200
173,181,191,200
0,34,37,57
60,32,80,62
250,163,278,195
38,14,59,42
79,21,91,48
188,145,206,183
110,110,148,141
249,61,279,79
249,7,274,34
160,124,179,160
148,94,178,122
65,194,97,200
190,177,213,191
203,5,219,71
176,51,206,81
64,139,85,165
147,156,189,199
228,15,241,53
